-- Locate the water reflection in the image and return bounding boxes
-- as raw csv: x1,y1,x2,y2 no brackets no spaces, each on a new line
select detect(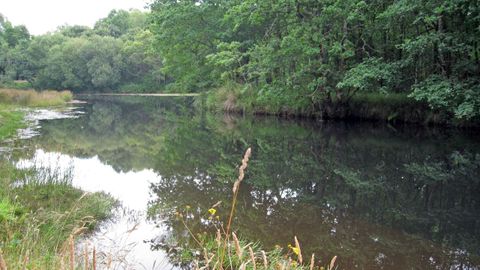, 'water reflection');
12,96,480,269
15,149,176,269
